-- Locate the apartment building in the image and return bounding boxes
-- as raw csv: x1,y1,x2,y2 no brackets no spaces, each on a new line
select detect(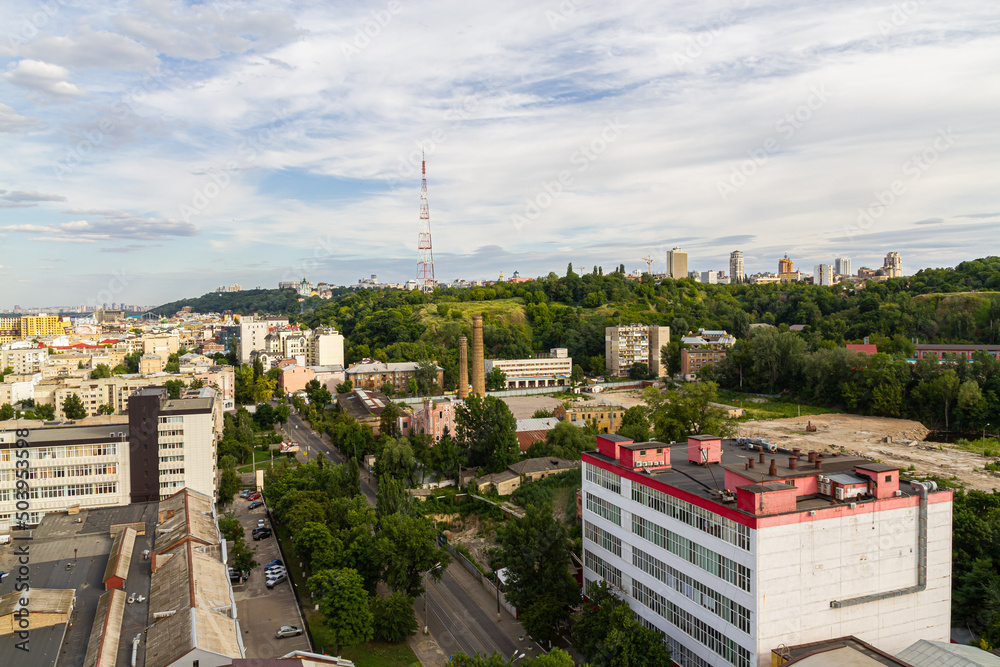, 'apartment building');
581,434,952,667
884,252,903,278
680,329,737,380
237,318,269,363
308,327,345,367
553,402,625,433
0,347,48,374
729,251,744,284
485,349,572,389
834,257,852,277
605,324,670,377
667,248,689,280
18,315,72,339
0,317,18,346
347,360,444,393
813,264,834,286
